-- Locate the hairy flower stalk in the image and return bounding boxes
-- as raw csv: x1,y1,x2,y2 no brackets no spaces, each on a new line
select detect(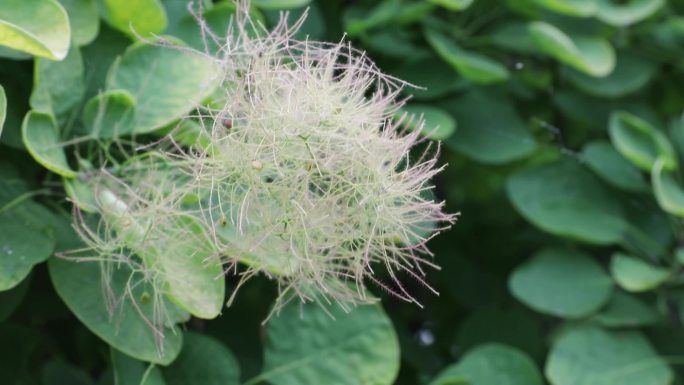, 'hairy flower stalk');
69,2,454,346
